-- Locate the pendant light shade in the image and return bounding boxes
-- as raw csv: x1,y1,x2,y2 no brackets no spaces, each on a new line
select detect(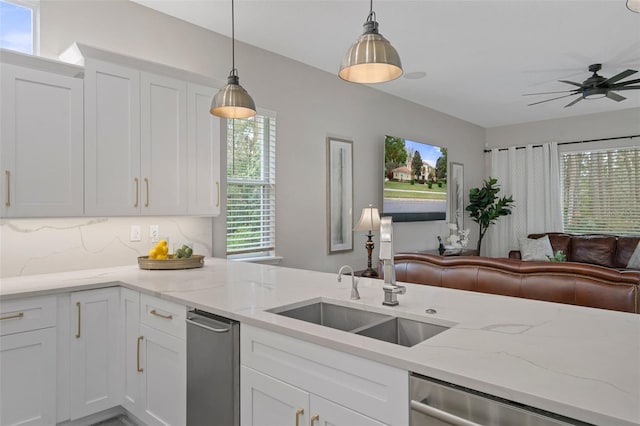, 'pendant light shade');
627,0,640,12
339,1,402,84
211,0,256,119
